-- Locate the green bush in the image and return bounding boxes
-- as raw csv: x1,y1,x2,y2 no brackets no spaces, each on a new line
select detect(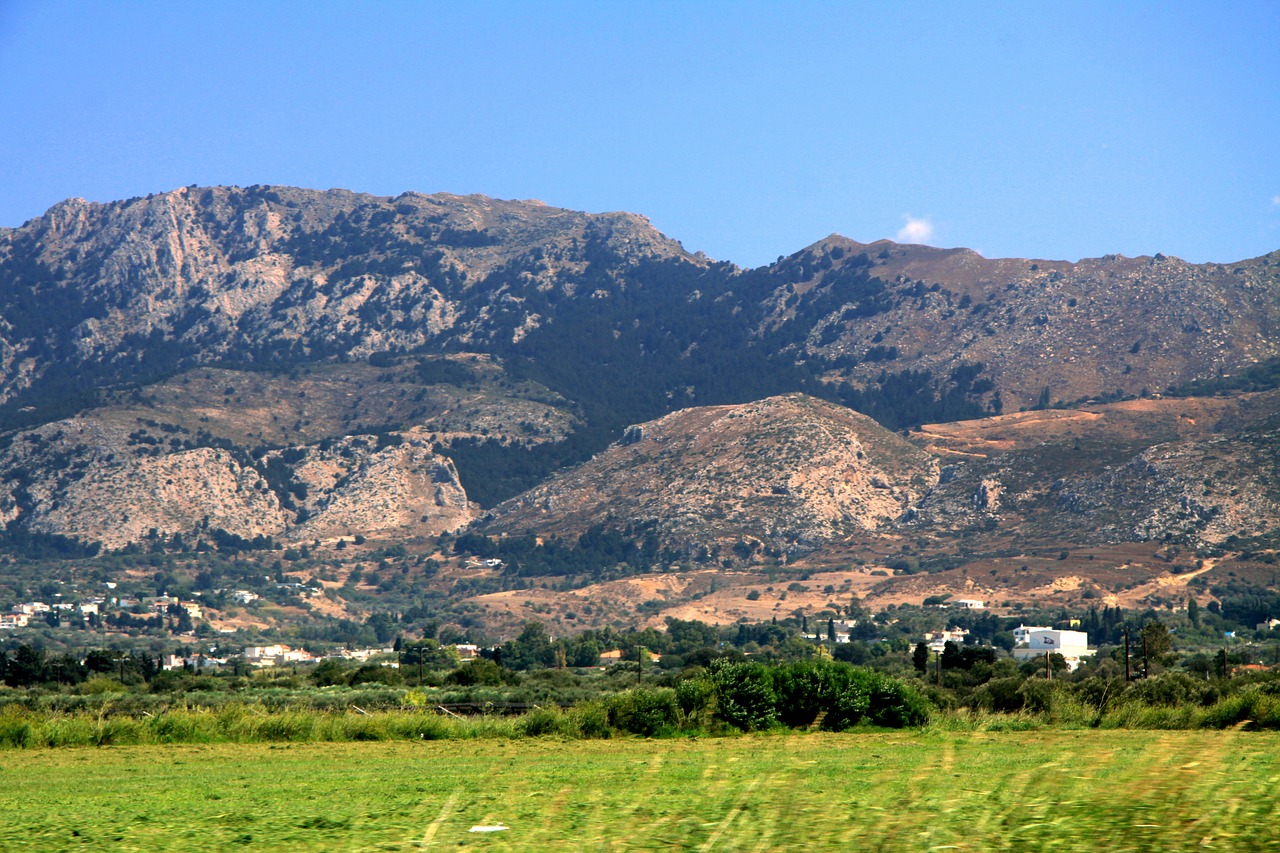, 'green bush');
1016,679,1057,715
706,660,778,731
606,688,680,737
0,710,35,748
348,665,403,687
969,677,1025,713
864,670,931,728
674,677,715,727
80,677,128,695
1198,688,1280,730
703,659,931,732
1127,672,1218,708
446,659,506,686
773,660,845,729
568,701,611,739
519,706,570,737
